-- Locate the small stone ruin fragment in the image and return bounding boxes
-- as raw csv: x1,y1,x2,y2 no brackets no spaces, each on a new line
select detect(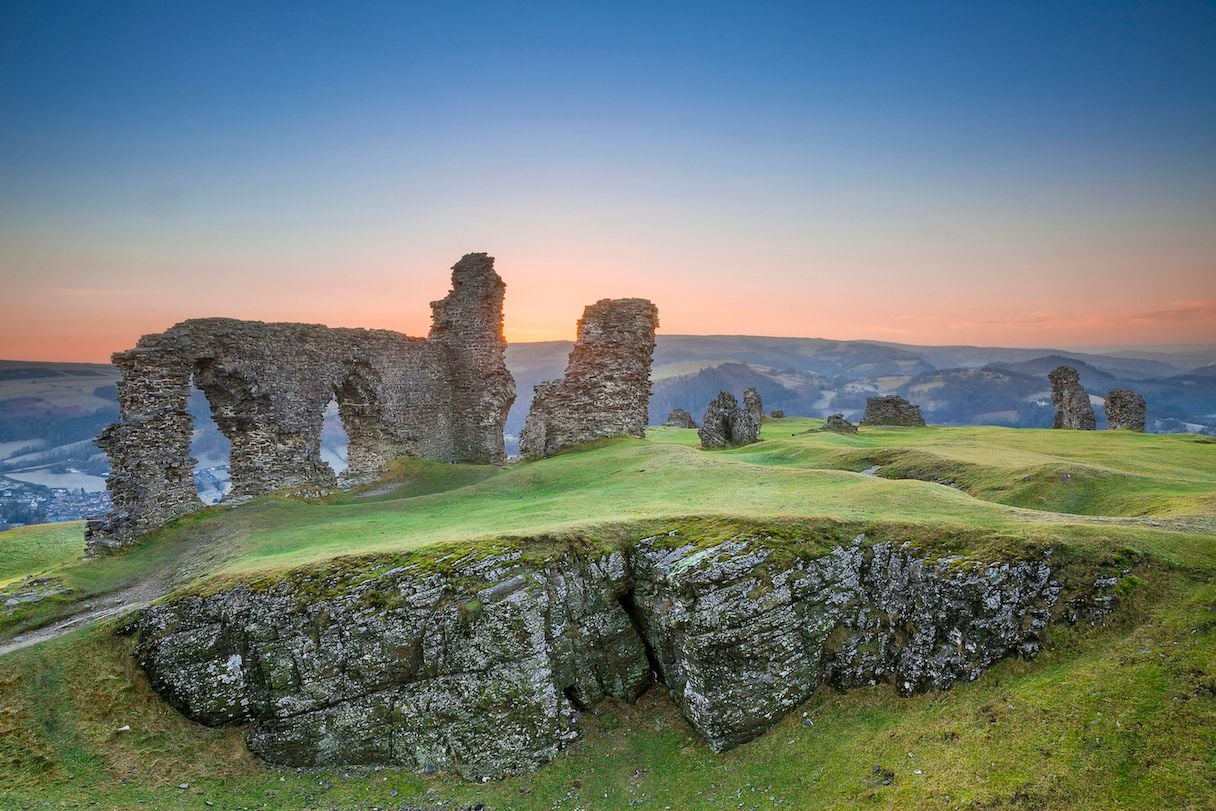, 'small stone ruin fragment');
1049,366,1096,430
665,408,698,428
859,395,926,427
822,413,859,434
519,298,660,459
698,387,763,448
1105,388,1145,432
